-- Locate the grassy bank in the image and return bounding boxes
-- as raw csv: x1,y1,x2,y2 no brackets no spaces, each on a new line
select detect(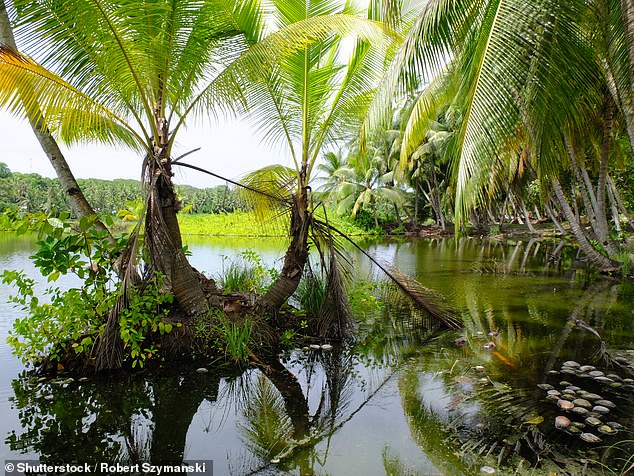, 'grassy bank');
177,211,376,237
